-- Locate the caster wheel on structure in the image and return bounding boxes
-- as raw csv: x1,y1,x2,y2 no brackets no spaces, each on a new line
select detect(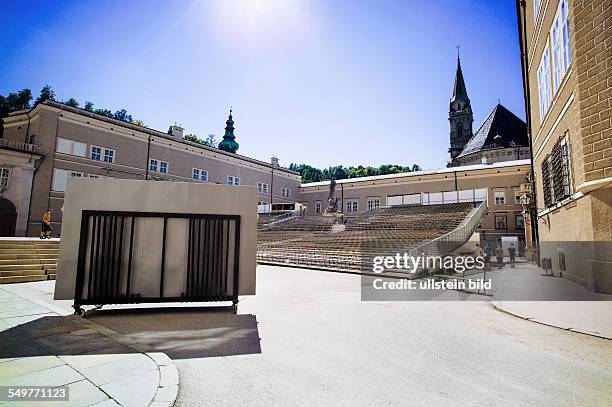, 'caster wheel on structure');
73,306,85,317
231,302,238,314
95,305,103,310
